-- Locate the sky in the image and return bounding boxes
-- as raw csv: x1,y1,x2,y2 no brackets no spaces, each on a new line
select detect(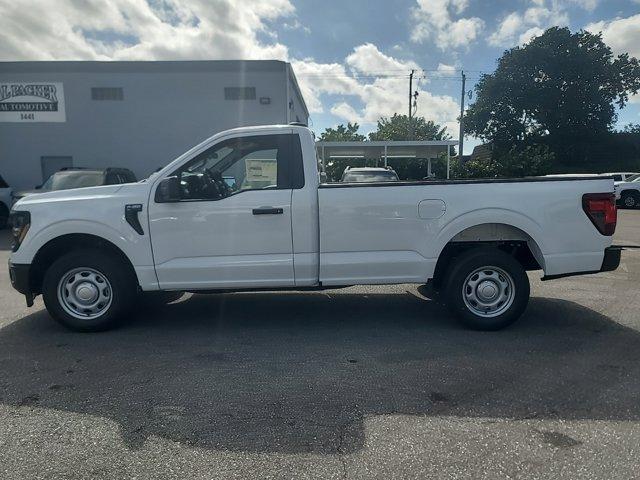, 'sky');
1,0,639,154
